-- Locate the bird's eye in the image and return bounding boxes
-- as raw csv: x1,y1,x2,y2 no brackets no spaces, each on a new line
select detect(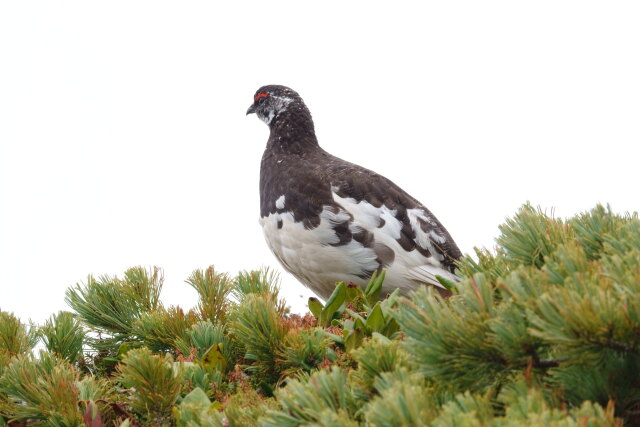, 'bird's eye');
254,92,269,103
